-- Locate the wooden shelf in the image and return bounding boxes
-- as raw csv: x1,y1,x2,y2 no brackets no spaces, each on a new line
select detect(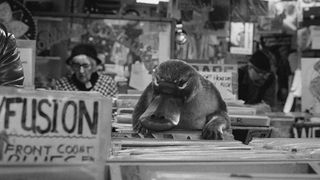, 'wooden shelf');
32,12,174,22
